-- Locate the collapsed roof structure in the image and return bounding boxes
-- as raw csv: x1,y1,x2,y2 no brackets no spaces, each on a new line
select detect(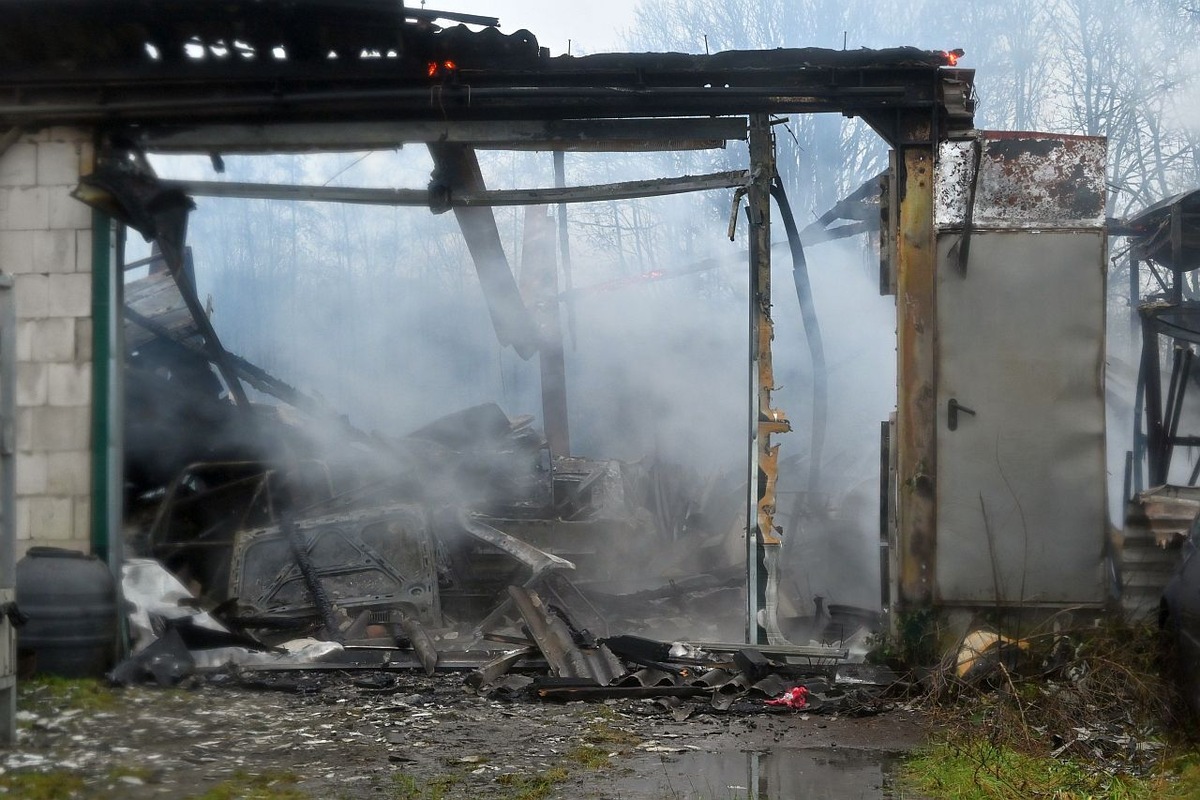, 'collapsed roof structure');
0,1,1115,703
